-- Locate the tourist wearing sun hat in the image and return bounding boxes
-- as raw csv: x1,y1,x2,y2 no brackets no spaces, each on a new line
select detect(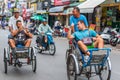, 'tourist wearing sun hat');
8,8,24,31
8,8,24,39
